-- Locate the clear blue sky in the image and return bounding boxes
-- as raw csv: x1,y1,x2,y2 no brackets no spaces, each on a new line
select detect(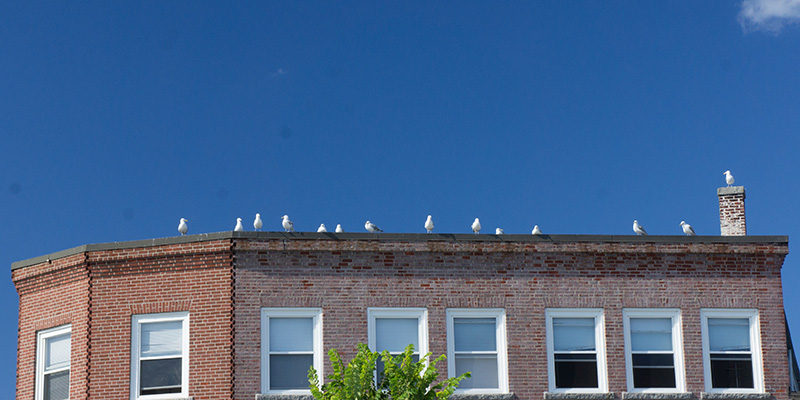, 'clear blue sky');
2,1,800,397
